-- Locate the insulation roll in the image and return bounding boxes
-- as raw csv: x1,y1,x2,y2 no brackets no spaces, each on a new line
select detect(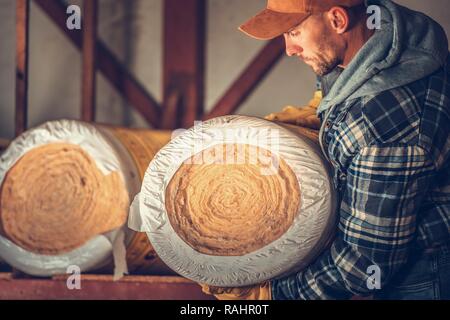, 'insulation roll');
129,115,337,287
0,120,172,277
